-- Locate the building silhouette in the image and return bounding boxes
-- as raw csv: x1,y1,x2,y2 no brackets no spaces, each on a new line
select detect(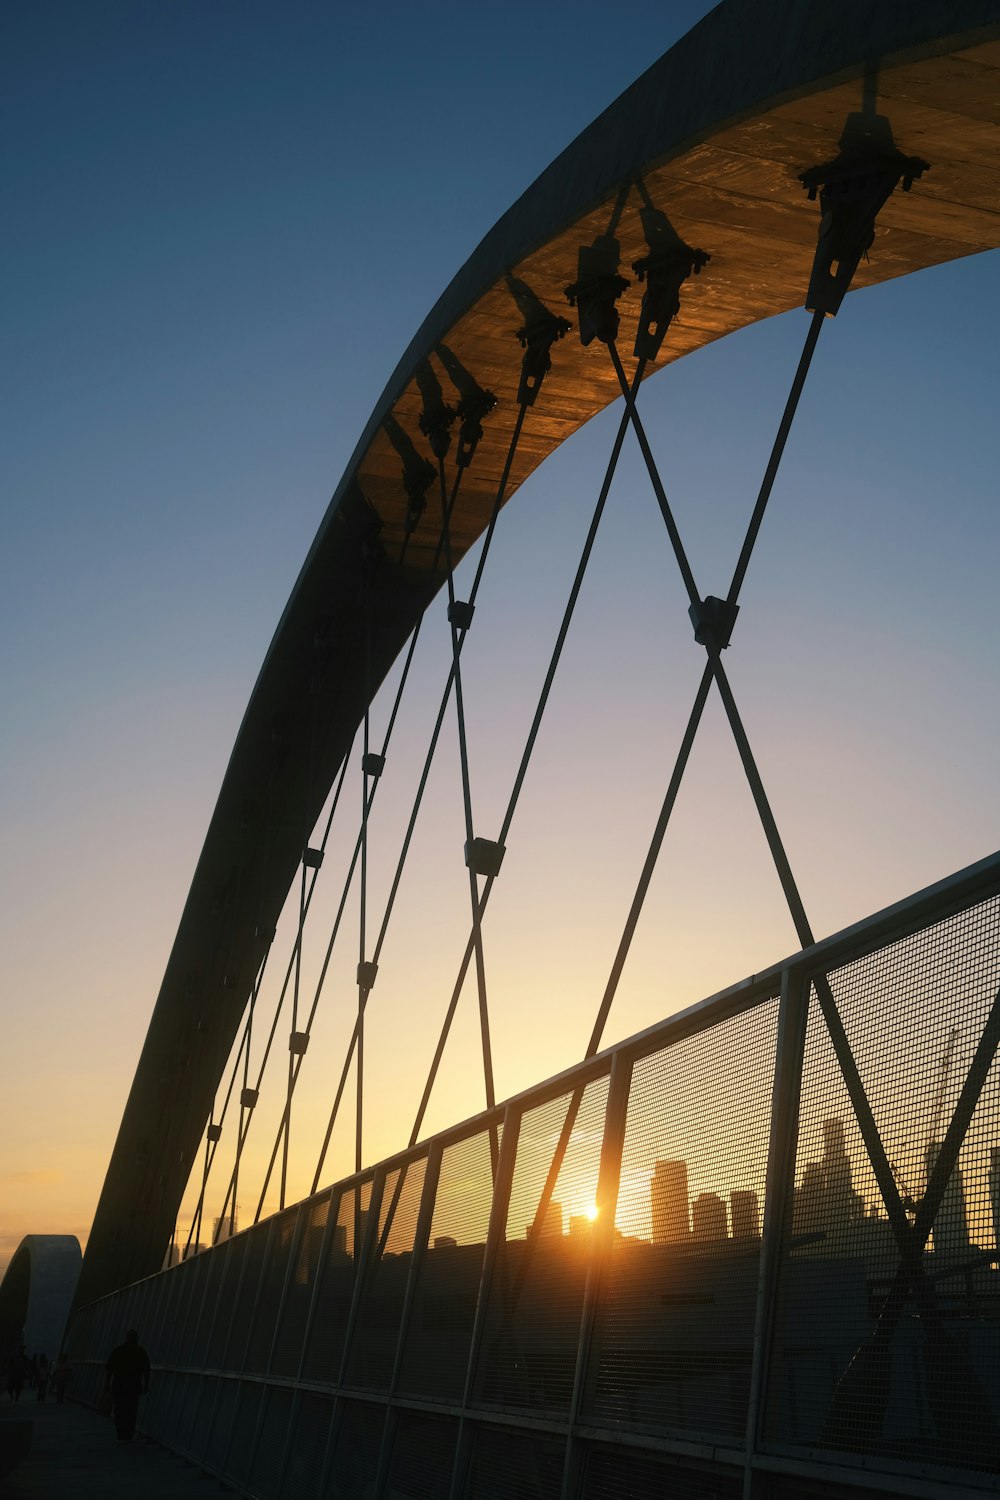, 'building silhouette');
730,1189,761,1239
692,1192,728,1240
926,1141,971,1260
651,1161,689,1242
